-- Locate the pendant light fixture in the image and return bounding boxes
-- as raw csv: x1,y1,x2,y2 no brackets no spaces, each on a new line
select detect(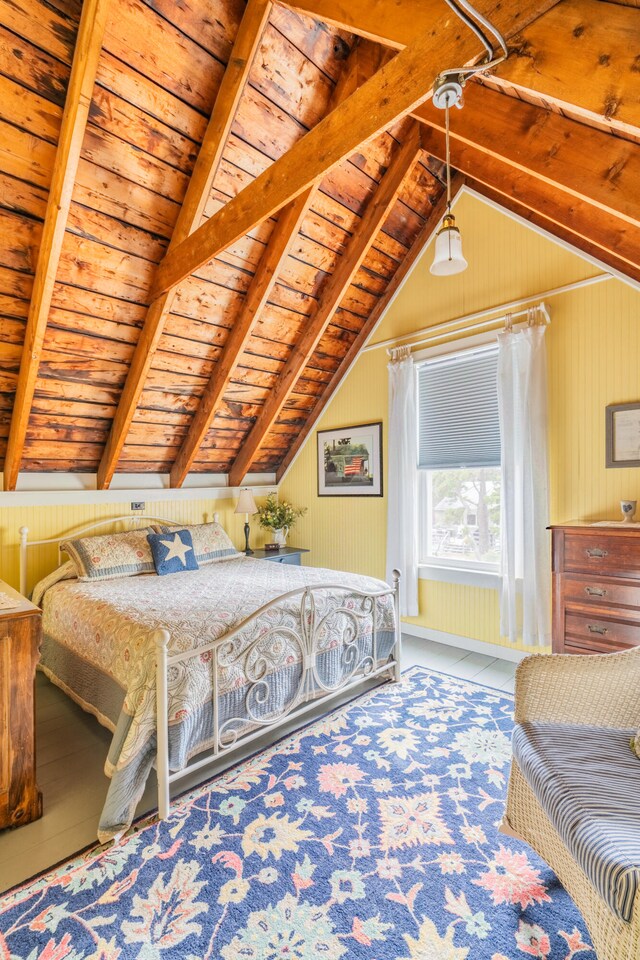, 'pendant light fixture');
429,0,508,278
430,78,467,276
